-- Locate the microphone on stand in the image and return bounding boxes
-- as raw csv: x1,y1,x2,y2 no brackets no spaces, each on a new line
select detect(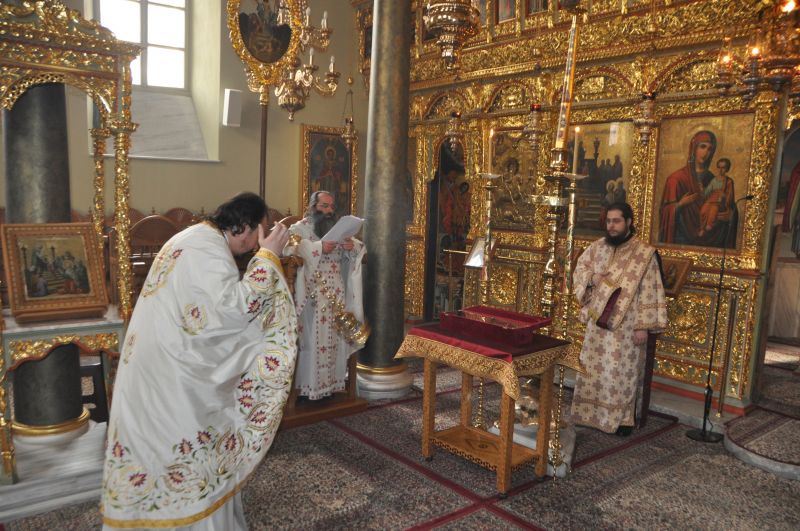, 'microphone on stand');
687,194,752,443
